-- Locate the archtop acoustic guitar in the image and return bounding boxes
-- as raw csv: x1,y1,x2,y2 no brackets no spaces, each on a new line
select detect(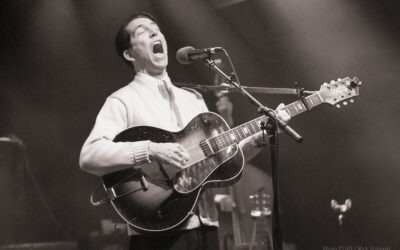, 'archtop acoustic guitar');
101,77,361,235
